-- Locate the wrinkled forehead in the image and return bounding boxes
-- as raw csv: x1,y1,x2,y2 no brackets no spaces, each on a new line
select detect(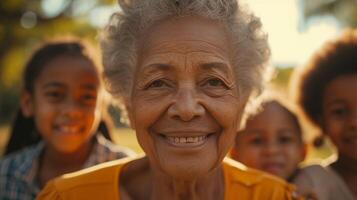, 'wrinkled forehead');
139,16,232,58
